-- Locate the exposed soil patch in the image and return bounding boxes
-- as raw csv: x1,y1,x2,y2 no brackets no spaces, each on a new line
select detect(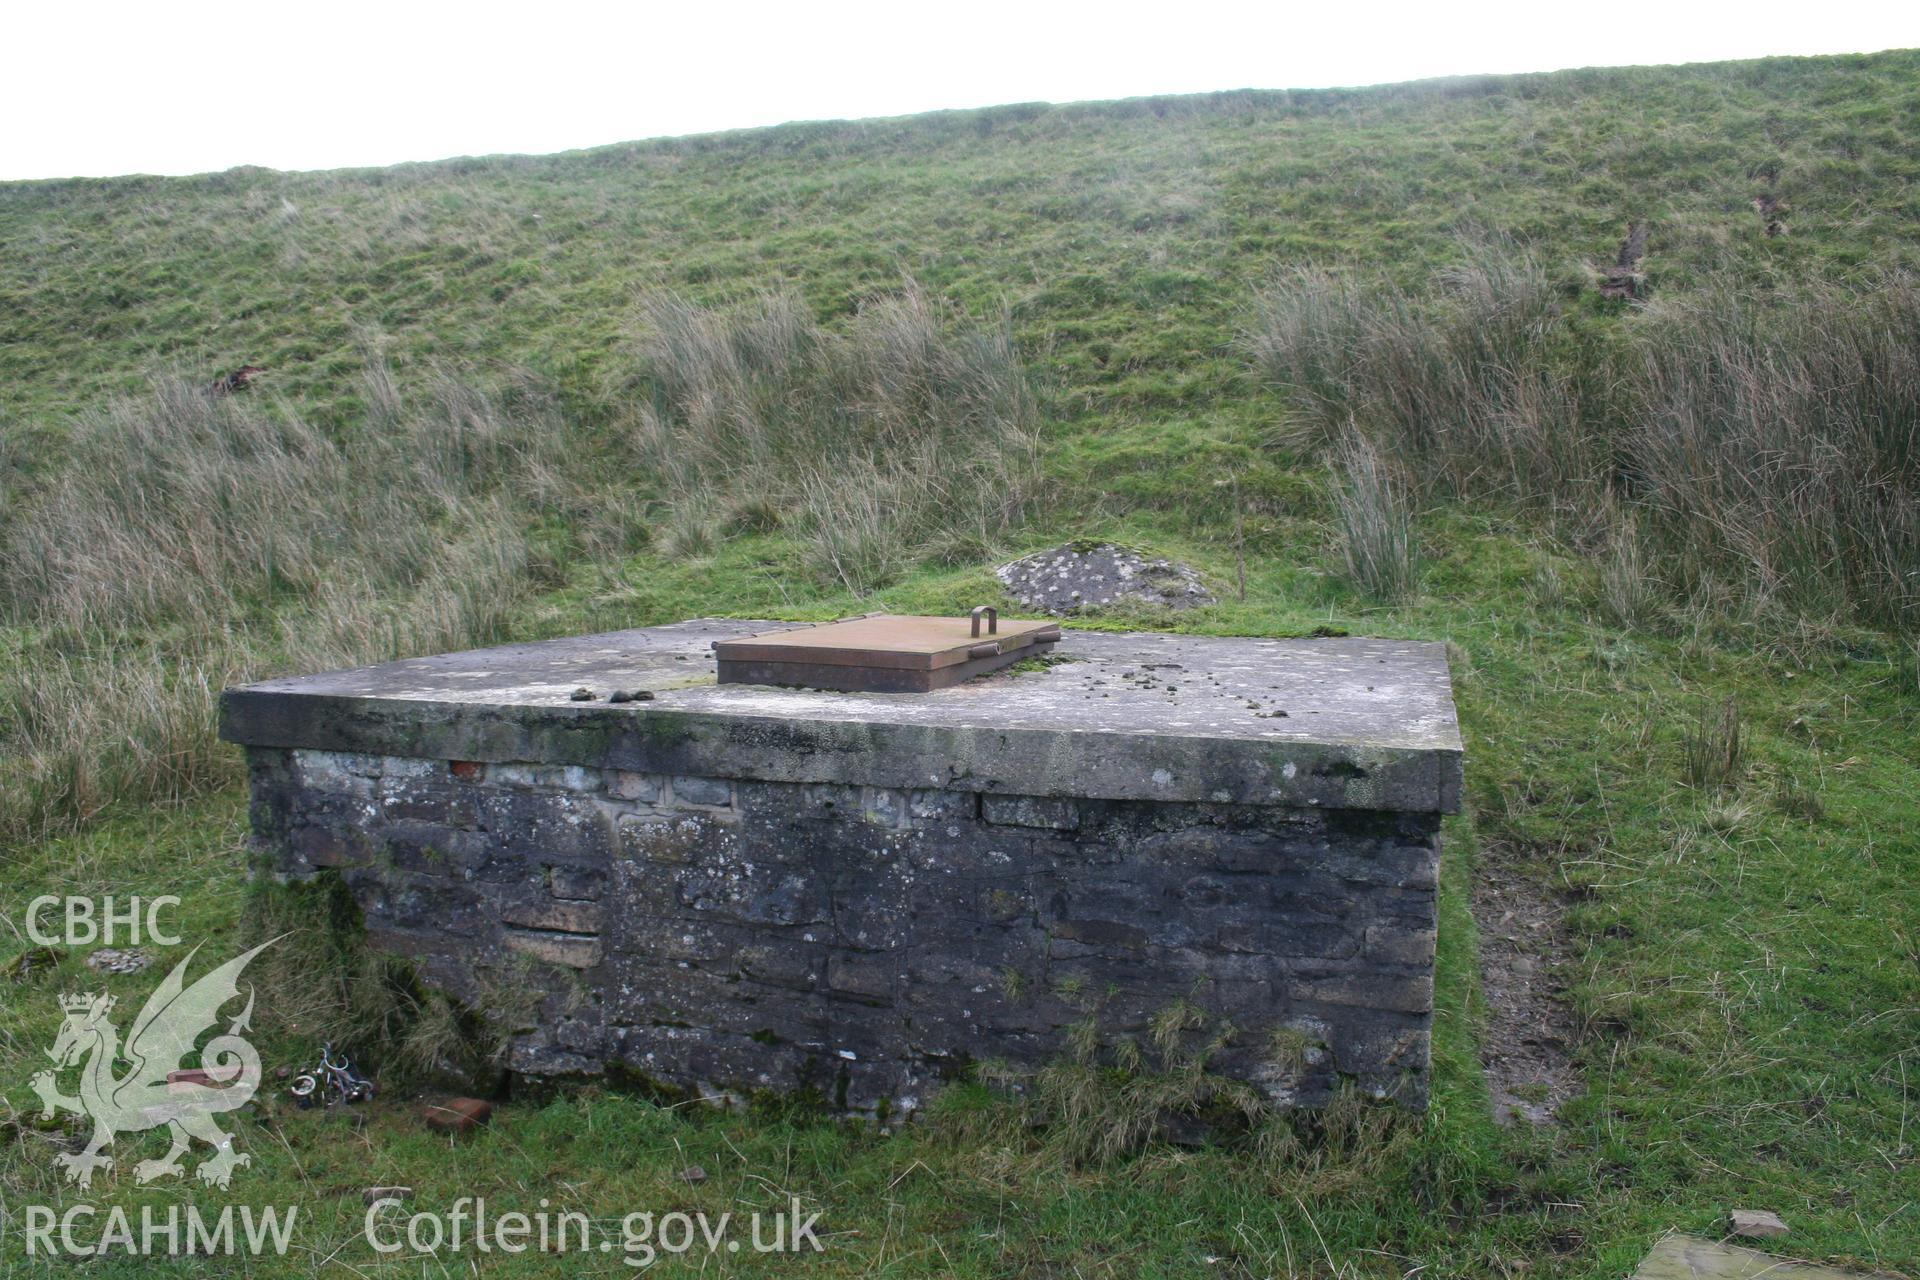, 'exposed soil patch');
1472,842,1581,1125
1599,221,1650,299
1753,192,1787,237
